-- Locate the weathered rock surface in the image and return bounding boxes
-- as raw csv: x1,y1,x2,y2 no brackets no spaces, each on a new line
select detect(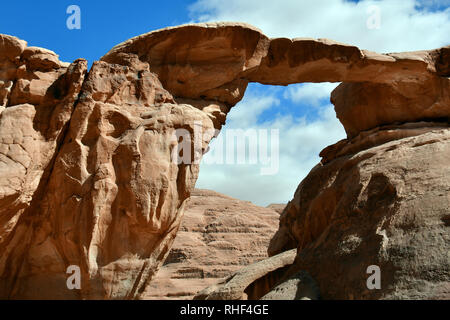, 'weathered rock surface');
0,35,91,299
269,127,450,299
332,78,450,138
0,22,448,300
141,189,279,300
